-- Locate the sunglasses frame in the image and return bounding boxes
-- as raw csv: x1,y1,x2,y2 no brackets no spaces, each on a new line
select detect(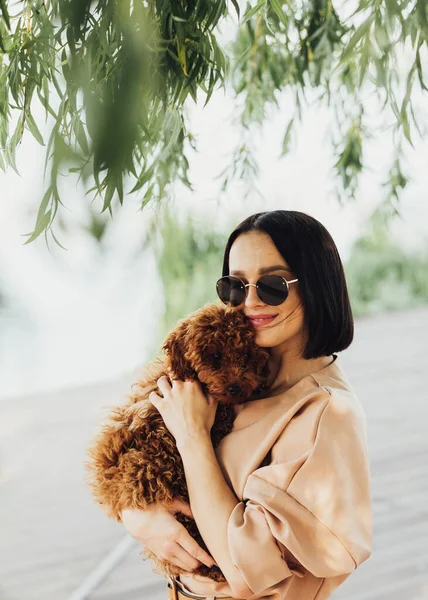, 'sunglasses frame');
216,274,299,307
